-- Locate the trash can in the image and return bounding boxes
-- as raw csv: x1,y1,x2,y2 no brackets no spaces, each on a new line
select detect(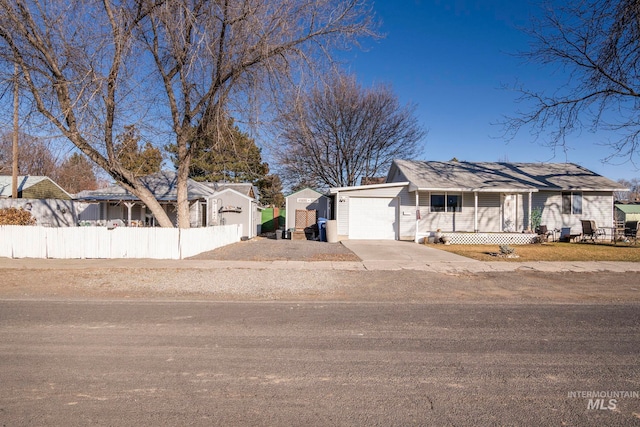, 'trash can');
318,217,327,242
